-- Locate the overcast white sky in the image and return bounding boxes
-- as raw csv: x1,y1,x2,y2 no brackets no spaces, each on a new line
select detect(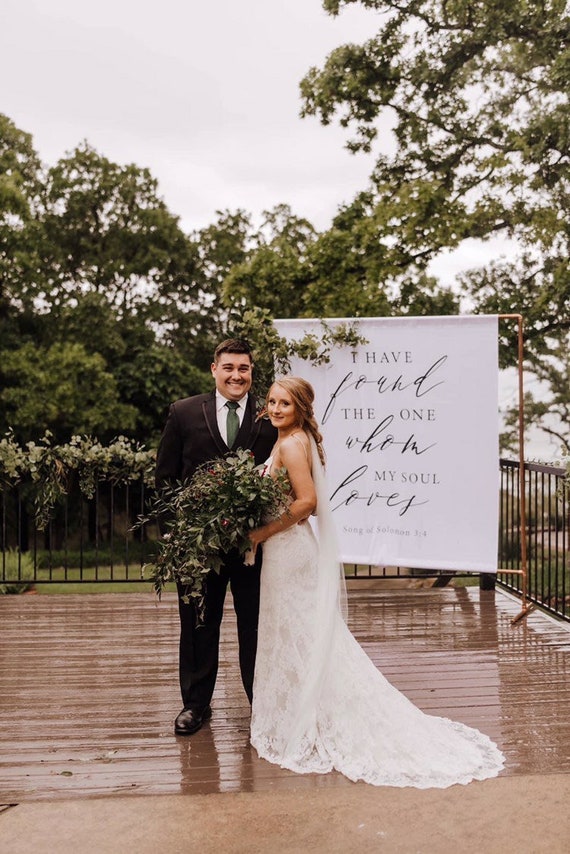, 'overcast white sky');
1,0,514,267
1,0,384,232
